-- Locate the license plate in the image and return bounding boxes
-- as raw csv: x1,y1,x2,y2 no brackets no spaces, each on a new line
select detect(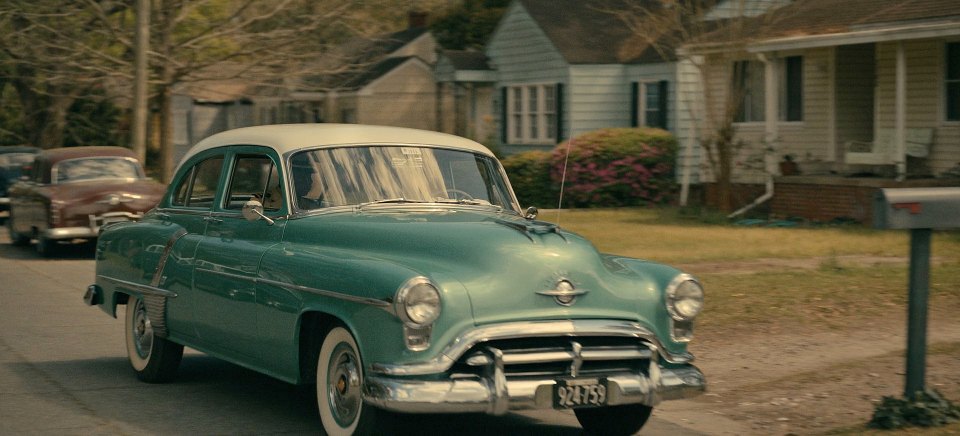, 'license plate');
553,378,608,409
